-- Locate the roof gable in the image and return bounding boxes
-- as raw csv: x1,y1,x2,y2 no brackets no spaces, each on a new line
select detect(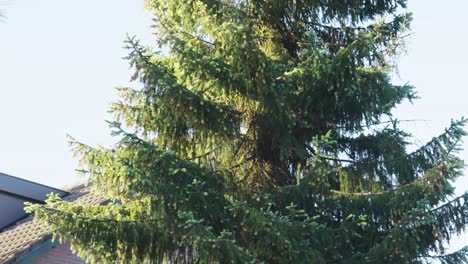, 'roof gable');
0,181,106,264
0,173,69,230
